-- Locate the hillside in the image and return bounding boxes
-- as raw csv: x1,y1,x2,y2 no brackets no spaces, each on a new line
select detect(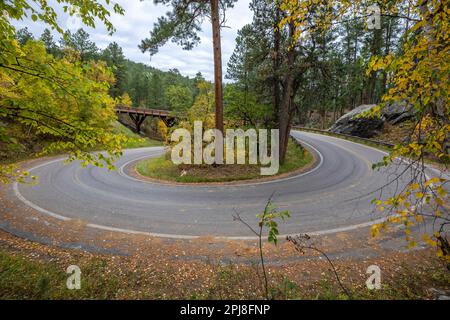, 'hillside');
0,120,161,166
